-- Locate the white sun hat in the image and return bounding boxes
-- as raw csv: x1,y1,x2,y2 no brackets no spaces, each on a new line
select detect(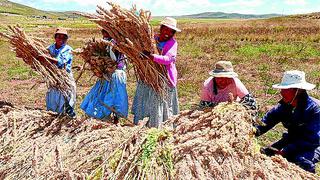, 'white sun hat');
160,17,181,32
272,70,315,90
209,61,238,78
